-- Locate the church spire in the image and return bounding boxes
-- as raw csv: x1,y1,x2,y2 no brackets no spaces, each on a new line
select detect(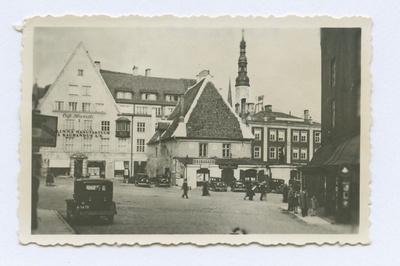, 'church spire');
227,78,232,107
235,29,250,87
